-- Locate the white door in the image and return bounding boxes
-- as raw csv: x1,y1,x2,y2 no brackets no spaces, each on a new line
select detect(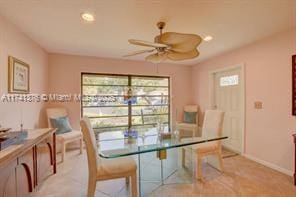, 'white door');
213,68,242,153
